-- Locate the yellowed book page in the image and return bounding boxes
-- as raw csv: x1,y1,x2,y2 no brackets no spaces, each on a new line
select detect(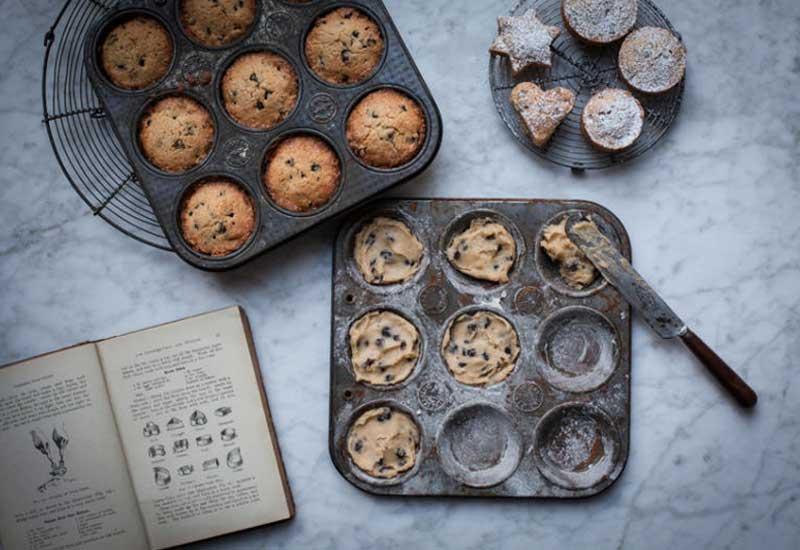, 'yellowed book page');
0,344,149,550
96,307,290,550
